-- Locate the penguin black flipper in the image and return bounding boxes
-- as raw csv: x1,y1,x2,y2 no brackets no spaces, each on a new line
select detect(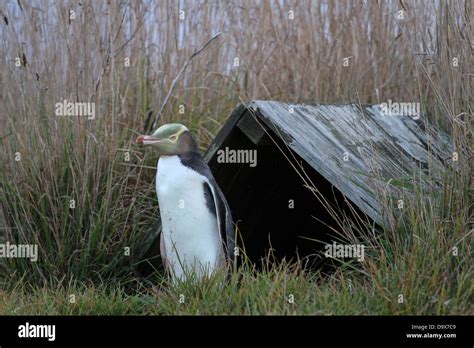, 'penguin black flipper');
203,179,235,261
